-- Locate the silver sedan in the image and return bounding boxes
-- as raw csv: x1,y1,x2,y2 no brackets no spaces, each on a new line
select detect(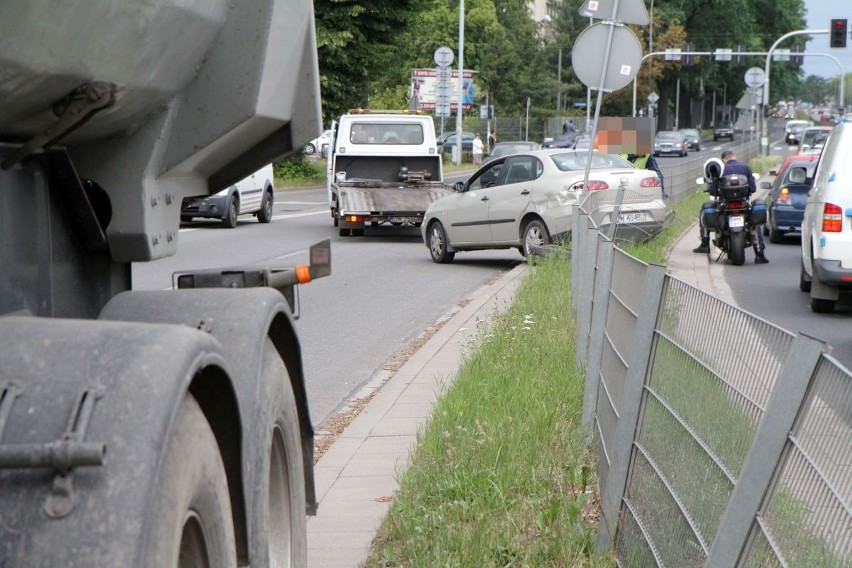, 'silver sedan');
422,149,667,263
